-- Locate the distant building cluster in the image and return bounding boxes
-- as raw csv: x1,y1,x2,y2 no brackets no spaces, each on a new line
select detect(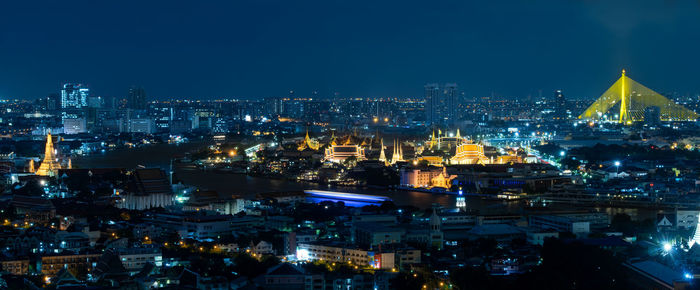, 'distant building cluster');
0,72,698,288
